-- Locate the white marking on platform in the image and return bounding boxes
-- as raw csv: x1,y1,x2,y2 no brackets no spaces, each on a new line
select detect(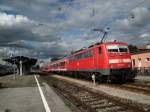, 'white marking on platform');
34,75,51,112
